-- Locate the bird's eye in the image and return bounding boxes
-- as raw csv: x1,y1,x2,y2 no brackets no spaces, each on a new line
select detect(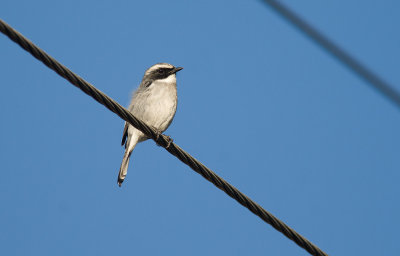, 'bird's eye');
158,69,165,74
